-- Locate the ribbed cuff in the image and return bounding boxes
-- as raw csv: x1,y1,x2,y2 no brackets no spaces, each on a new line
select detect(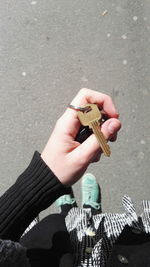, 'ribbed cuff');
0,151,70,241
